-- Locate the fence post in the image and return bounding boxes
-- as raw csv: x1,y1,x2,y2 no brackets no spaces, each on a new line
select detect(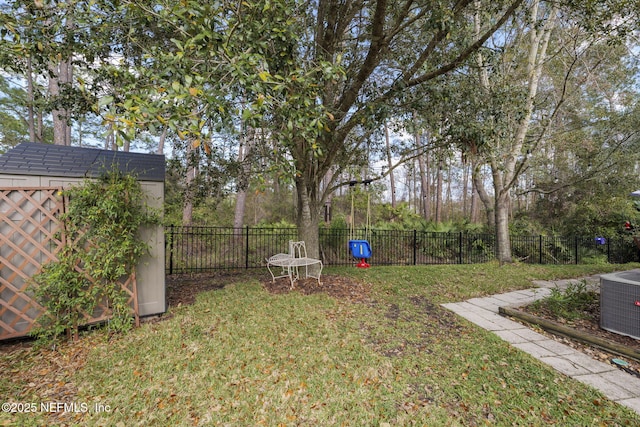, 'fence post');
539,235,542,264
169,224,174,275
575,236,579,264
245,225,250,269
458,232,463,264
413,229,417,265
